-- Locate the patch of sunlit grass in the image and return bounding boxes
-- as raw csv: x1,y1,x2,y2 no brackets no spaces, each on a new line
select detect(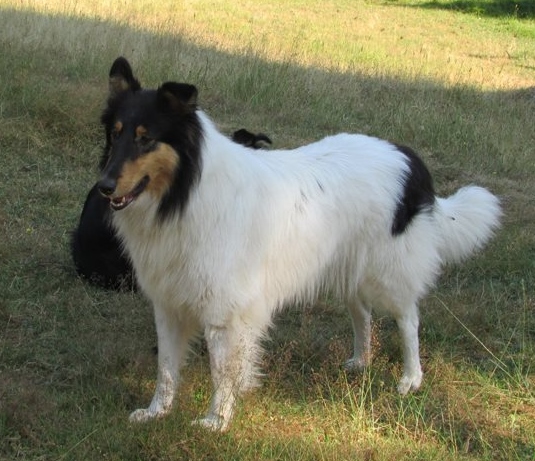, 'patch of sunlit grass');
2,0,534,90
